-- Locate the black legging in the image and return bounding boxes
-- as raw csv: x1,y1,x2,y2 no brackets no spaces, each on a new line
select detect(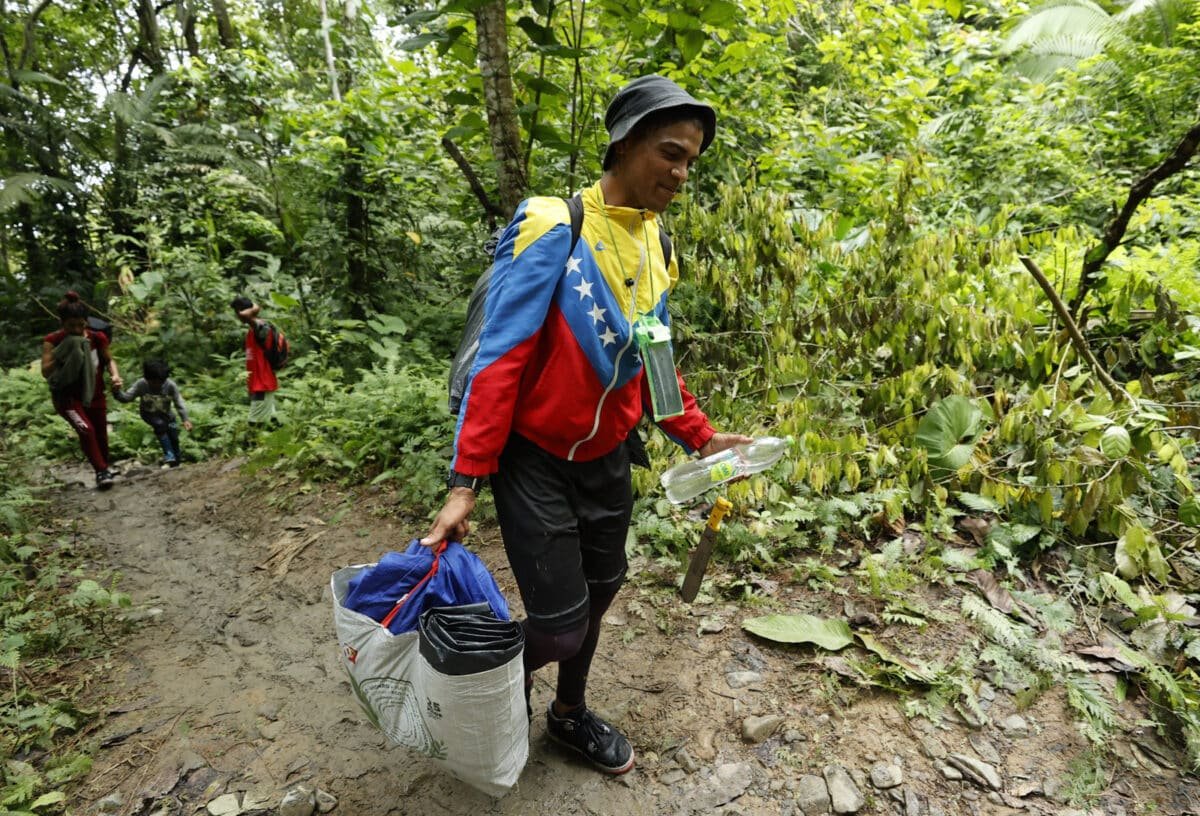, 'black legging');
523,582,621,709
